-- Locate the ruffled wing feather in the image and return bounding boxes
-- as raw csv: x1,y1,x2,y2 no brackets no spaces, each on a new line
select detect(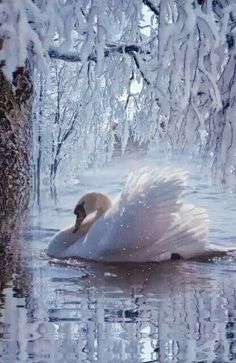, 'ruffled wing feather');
84,167,209,261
